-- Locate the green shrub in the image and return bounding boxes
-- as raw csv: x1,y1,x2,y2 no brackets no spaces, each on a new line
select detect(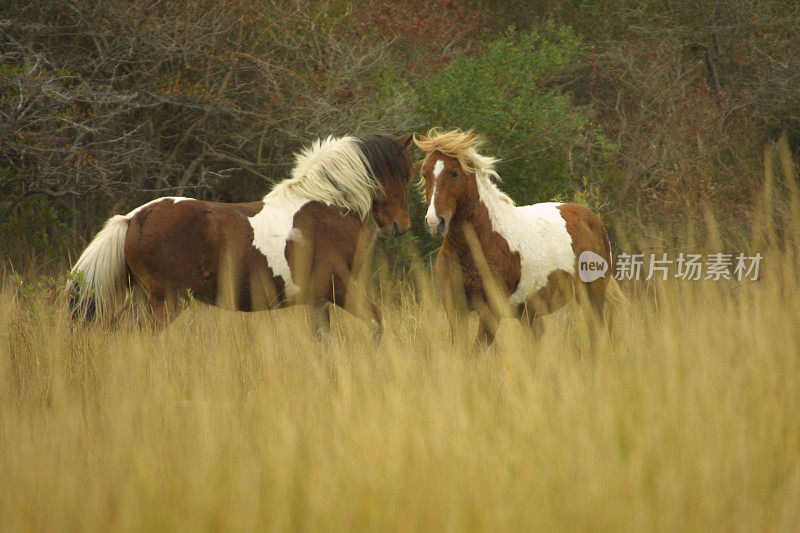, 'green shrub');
0,168,73,265
414,23,617,204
